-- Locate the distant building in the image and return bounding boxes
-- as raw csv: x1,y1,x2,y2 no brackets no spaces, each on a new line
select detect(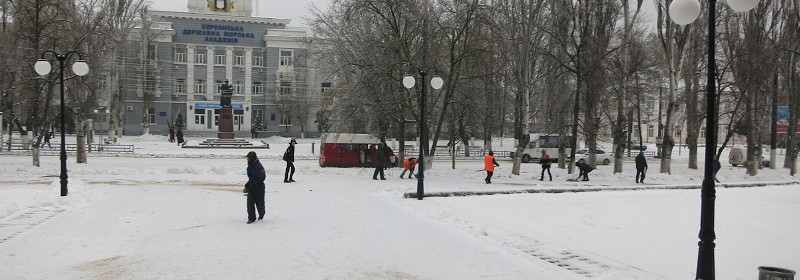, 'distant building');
123,0,323,138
